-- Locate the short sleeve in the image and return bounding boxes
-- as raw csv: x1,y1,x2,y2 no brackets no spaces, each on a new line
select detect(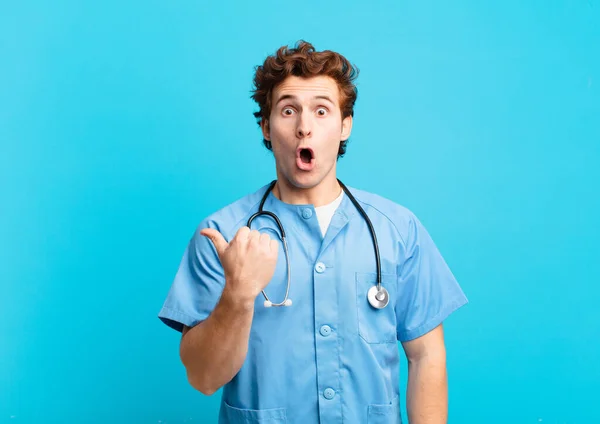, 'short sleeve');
158,220,226,333
396,214,468,342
